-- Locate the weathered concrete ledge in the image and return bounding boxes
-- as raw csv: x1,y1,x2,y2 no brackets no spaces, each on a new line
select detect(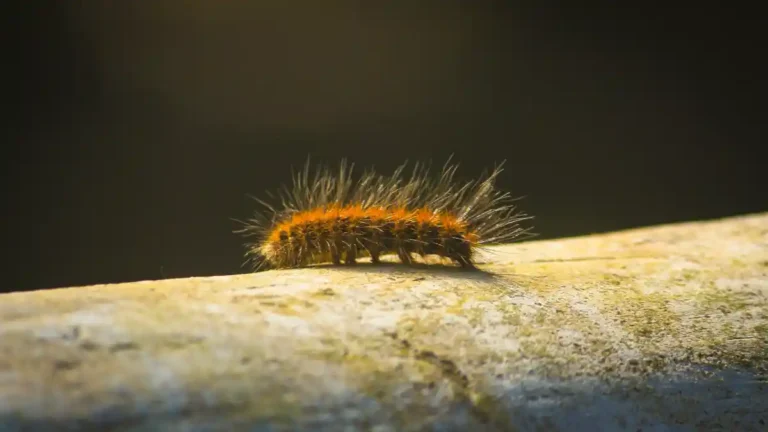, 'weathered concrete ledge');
1,213,767,431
